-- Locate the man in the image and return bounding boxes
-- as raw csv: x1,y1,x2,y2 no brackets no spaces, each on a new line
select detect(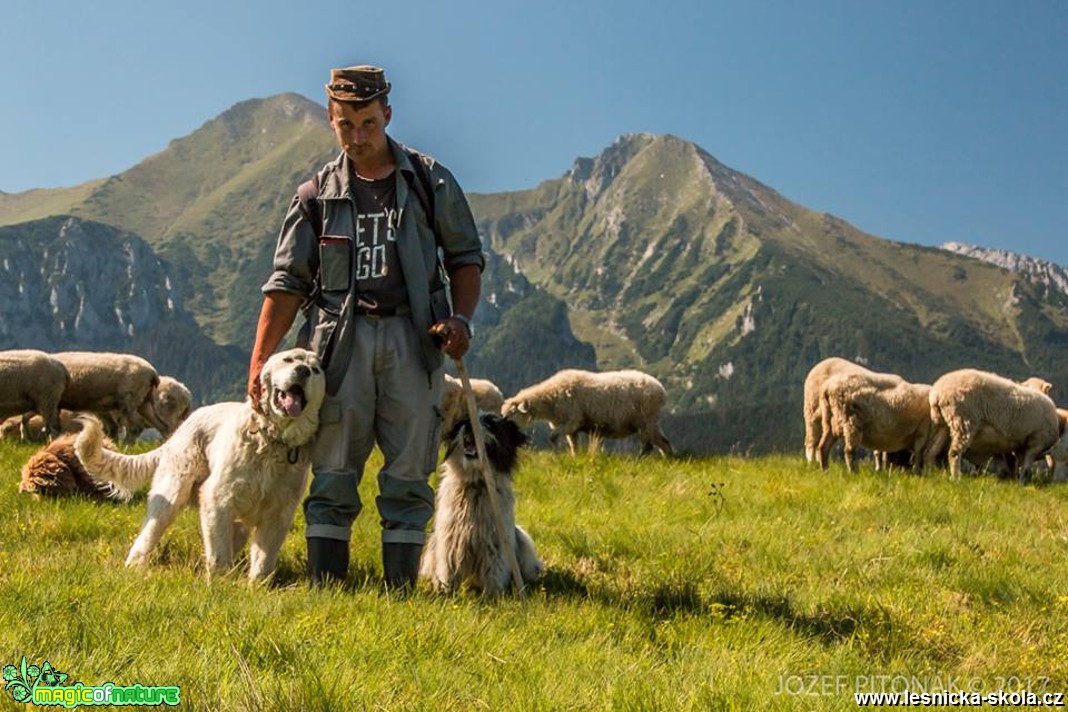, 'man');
248,65,484,589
